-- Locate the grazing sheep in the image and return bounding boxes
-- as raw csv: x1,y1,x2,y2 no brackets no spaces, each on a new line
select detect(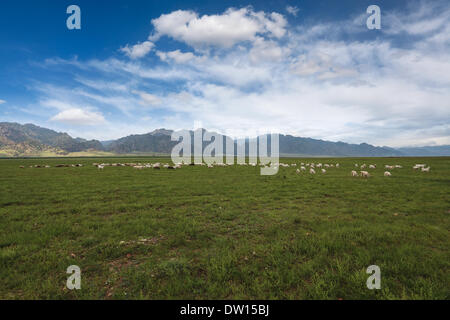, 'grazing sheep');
321,169,326,174
296,168,300,173
300,166,306,171
360,164,367,169
336,163,340,168
351,170,358,177
19,166,25,169
384,171,392,176
355,164,359,167
98,165,104,170
360,171,370,178
369,165,376,169
310,168,316,174
421,167,430,172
